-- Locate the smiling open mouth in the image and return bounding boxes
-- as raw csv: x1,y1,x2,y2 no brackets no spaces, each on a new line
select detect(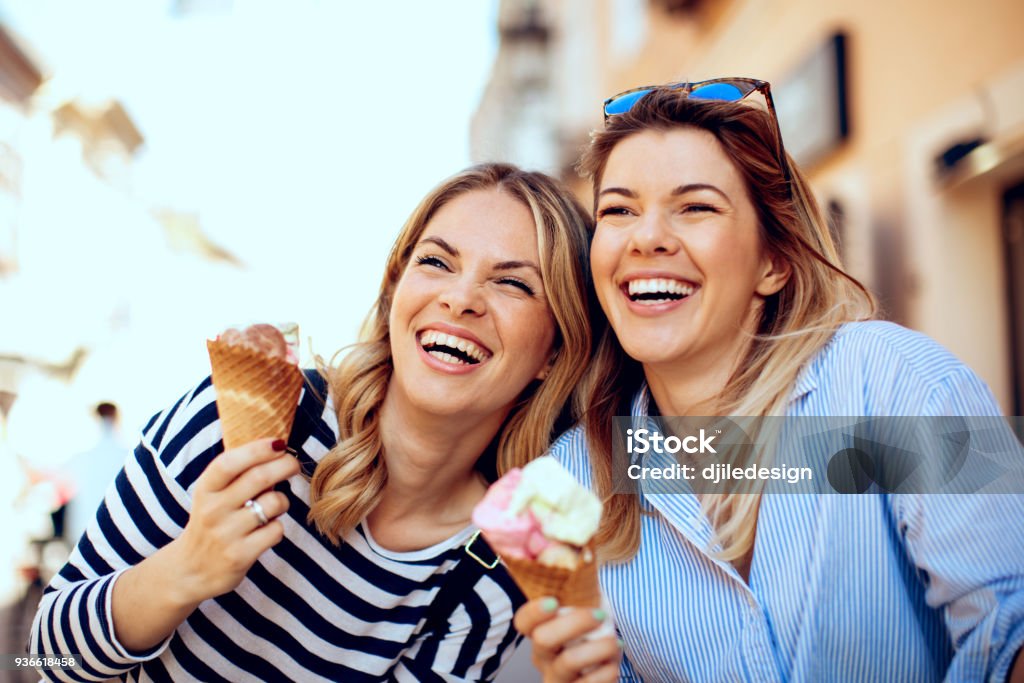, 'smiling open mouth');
419,330,492,366
625,278,697,304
